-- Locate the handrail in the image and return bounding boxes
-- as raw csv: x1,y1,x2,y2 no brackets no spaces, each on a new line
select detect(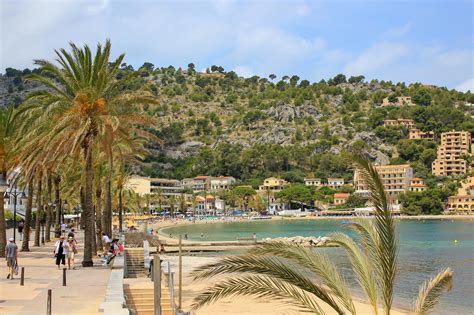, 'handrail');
123,249,128,278
168,261,176,315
